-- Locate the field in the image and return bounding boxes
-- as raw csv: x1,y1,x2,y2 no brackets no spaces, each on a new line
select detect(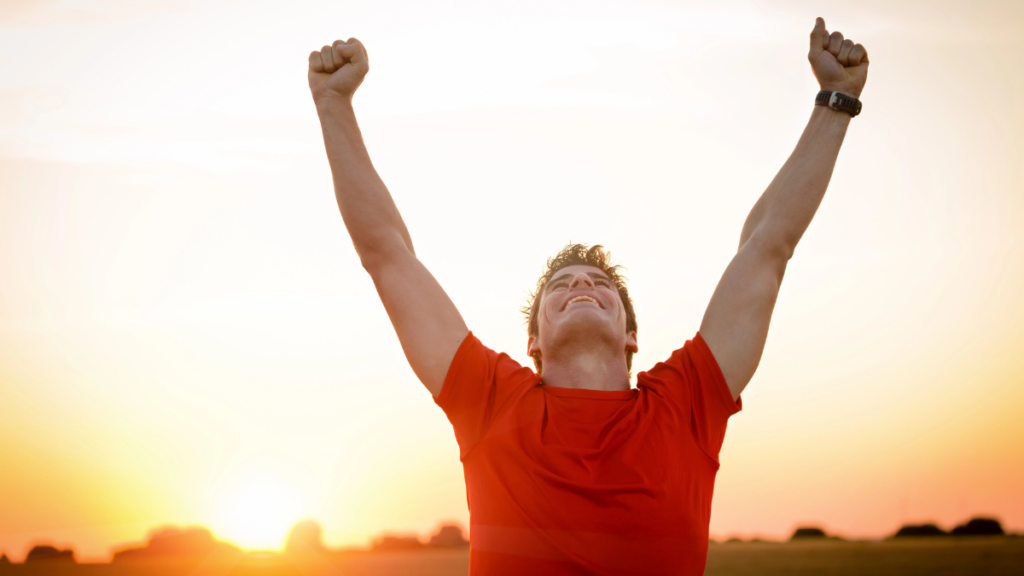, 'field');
1,538,1021,575
704,537,1024,575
